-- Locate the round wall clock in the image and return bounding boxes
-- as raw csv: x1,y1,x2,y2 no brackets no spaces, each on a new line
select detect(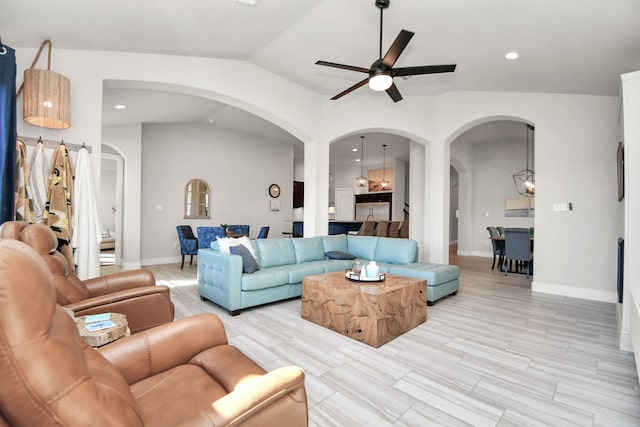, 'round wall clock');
269,183,280,198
